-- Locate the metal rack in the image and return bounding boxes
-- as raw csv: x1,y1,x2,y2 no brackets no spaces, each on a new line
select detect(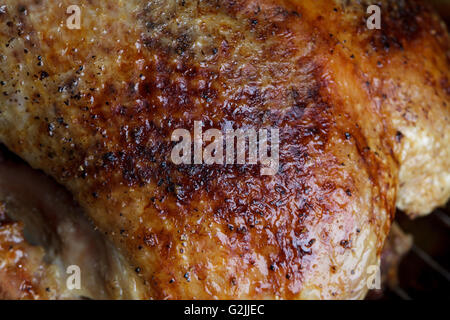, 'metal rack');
368,204,450,300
